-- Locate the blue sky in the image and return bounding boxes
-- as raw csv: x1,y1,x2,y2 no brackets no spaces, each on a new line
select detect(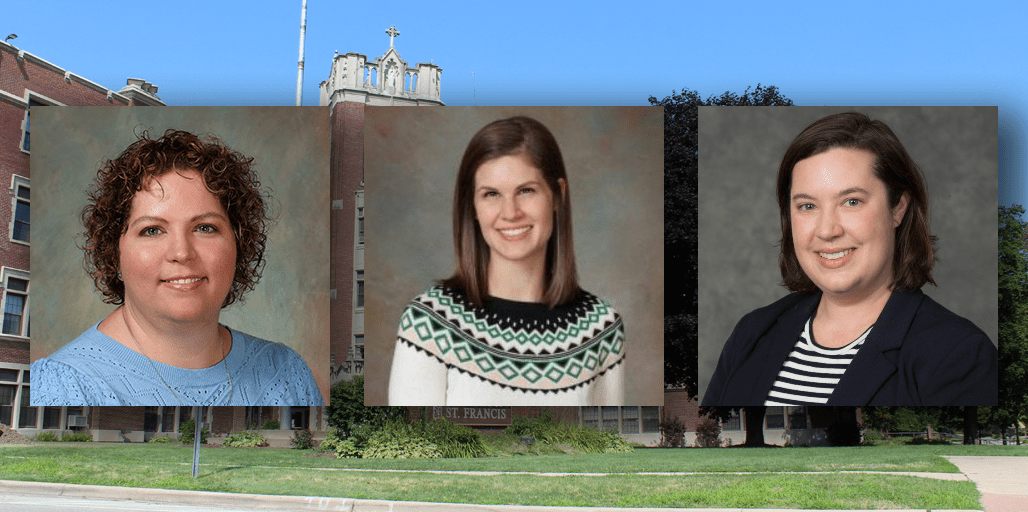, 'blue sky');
7,0,1027,204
